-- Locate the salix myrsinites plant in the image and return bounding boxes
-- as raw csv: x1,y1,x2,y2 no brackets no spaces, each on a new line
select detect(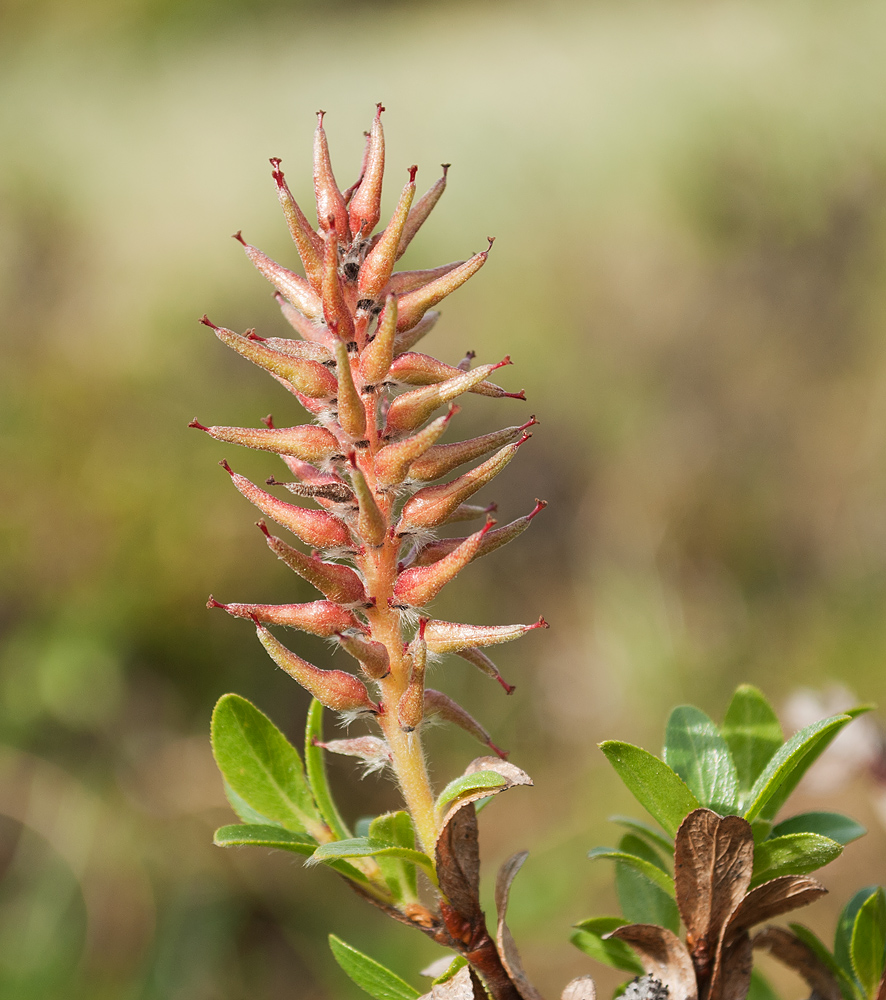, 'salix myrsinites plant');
197,108,886,1000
